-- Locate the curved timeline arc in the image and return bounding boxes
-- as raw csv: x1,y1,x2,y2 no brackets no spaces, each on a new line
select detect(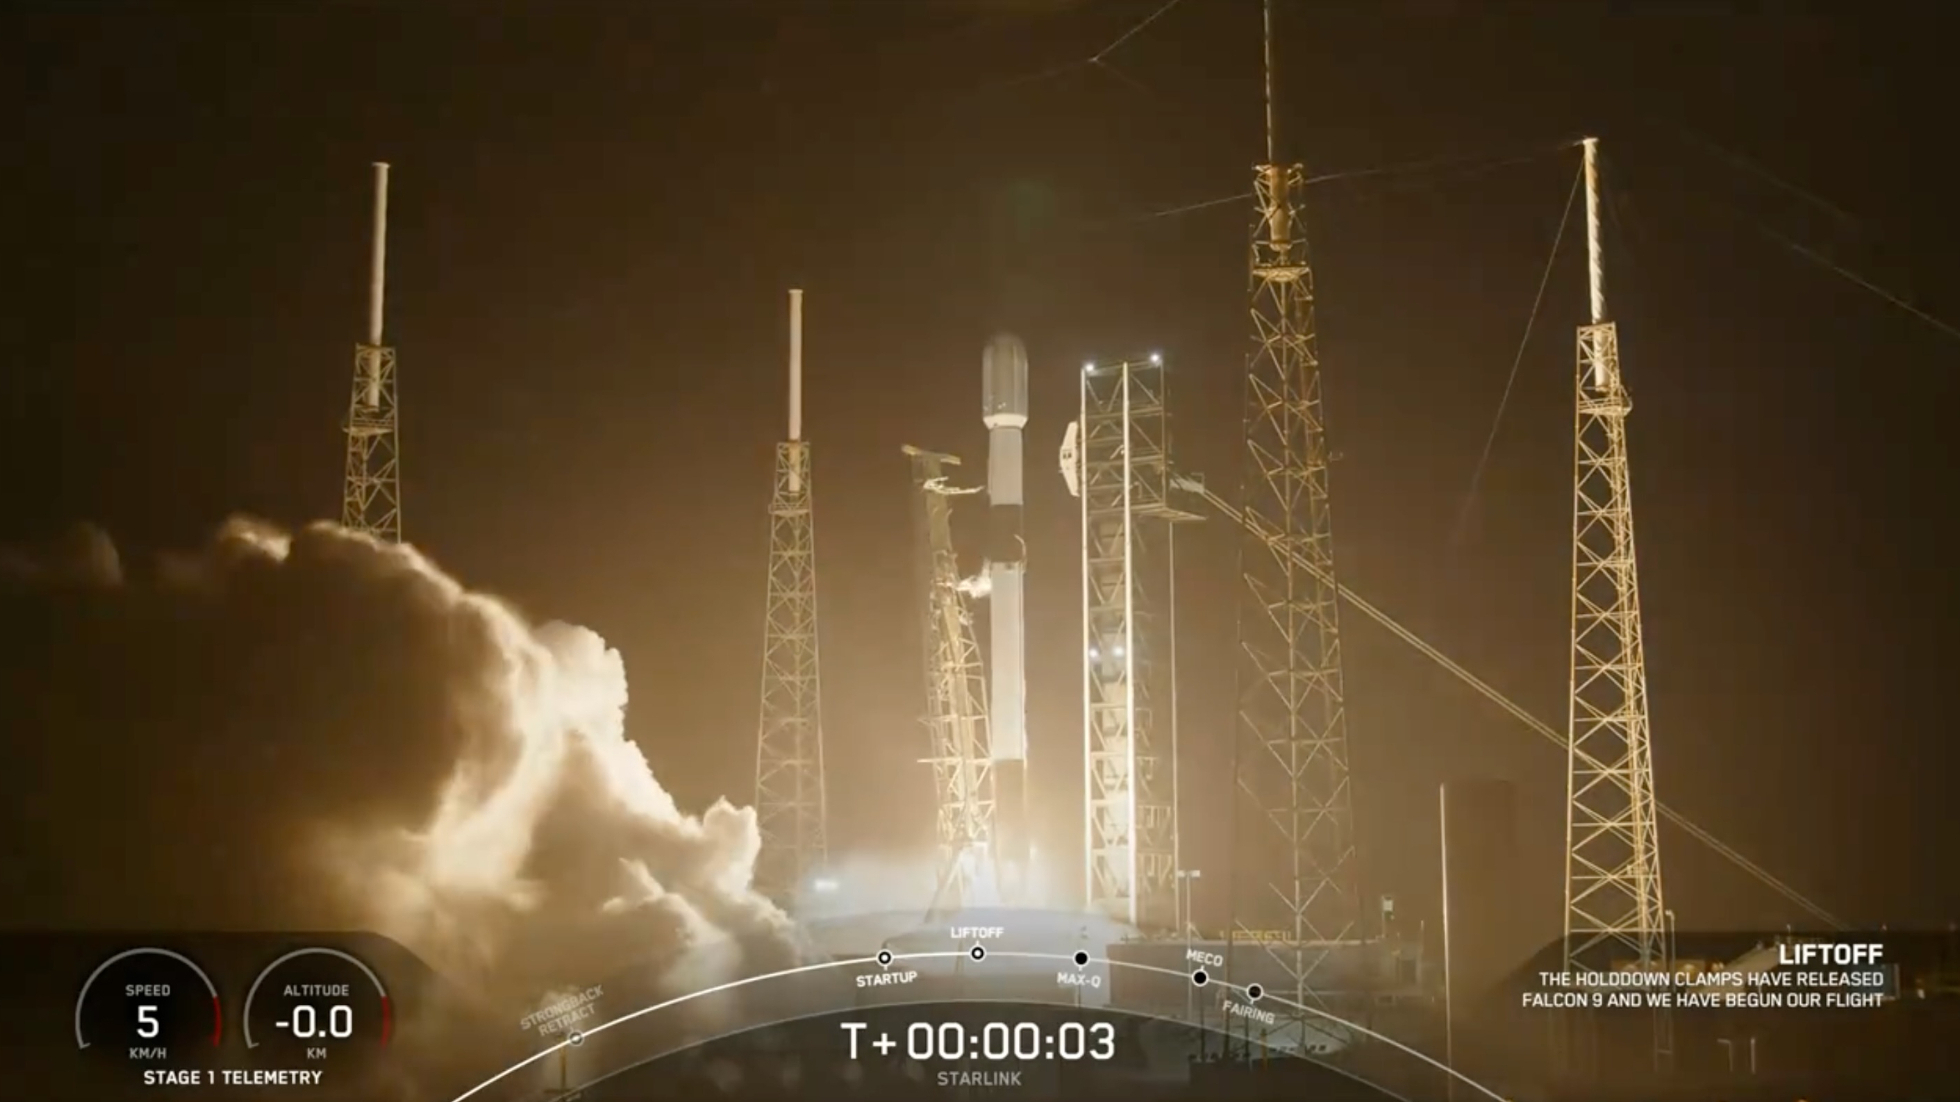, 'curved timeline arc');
444,948,1505,1102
